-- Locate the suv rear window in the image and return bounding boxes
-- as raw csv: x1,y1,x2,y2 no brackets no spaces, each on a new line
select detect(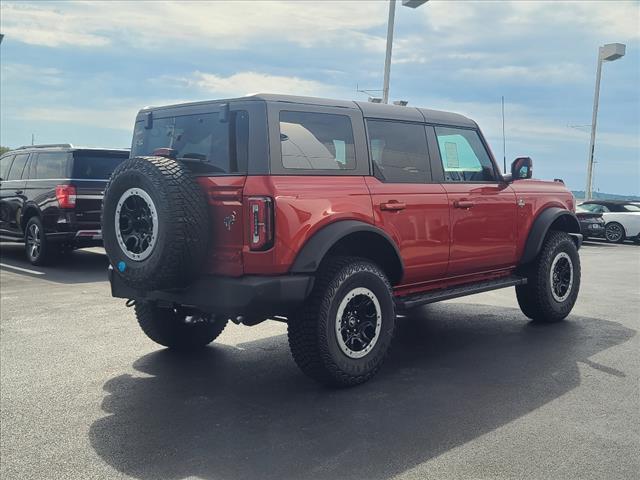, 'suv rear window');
279,111,356,170
72,152,127,179
131,110,249,175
